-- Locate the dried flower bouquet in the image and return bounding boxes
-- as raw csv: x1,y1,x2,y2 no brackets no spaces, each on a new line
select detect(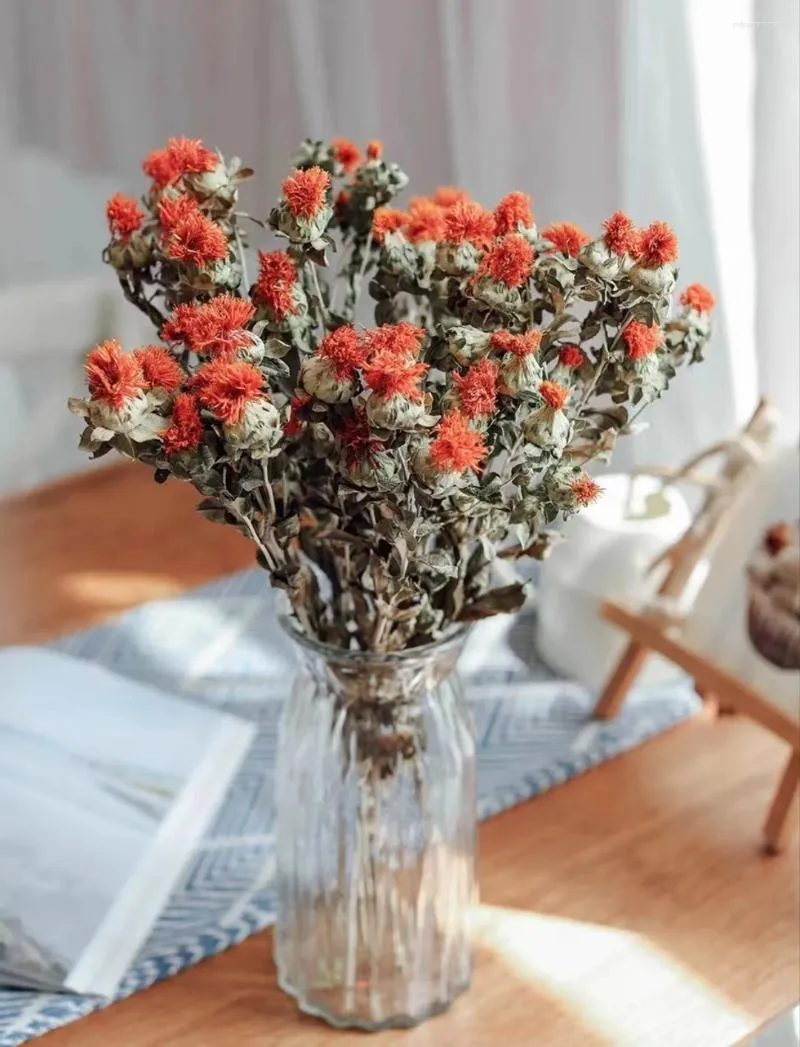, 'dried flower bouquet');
71,135,714,652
